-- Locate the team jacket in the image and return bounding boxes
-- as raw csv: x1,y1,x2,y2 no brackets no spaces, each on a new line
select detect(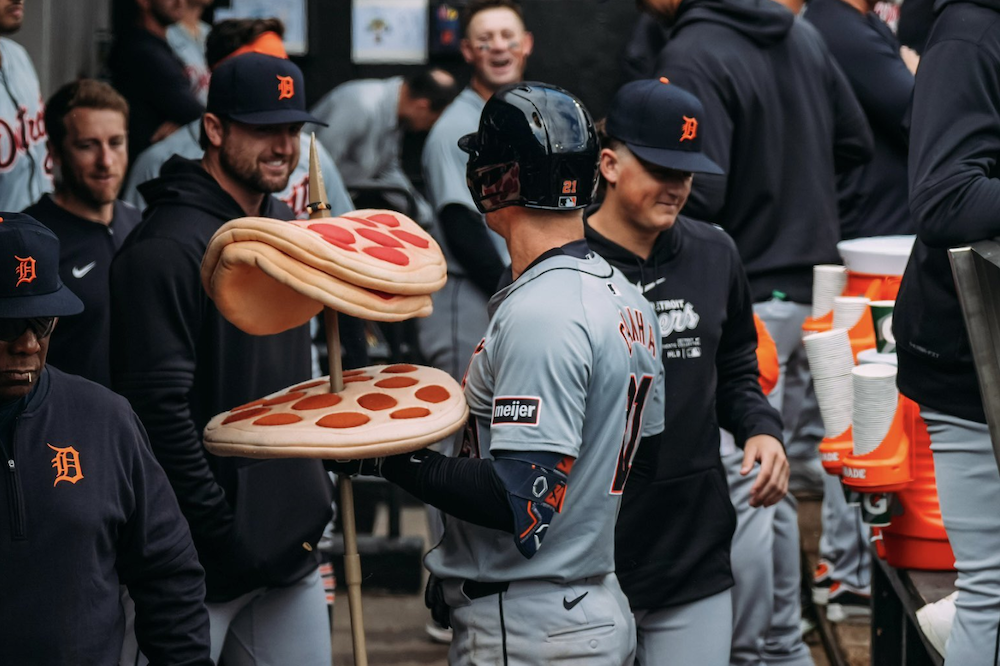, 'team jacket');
893,0,1000,424
0,368,210,664
110,156,334,602
586,214,784,610
805,0,915,239
24,195,140,388
653,0,873,304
